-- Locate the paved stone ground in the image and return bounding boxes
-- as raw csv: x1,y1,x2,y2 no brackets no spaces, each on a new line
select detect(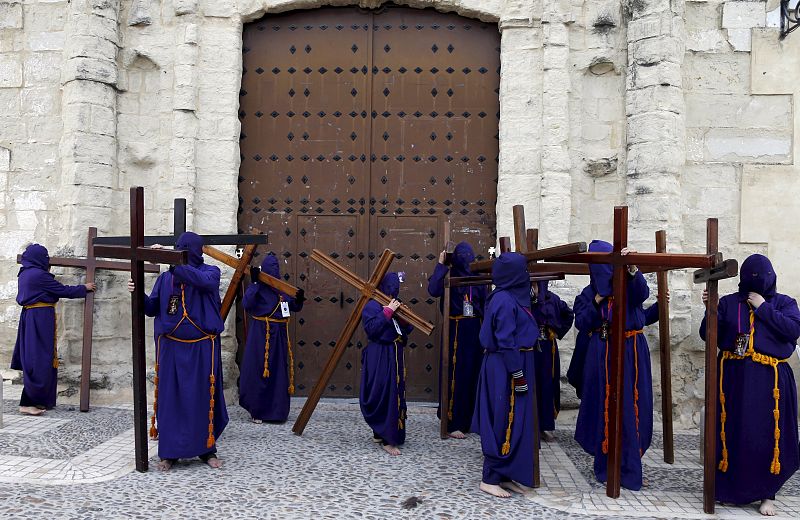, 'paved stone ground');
1,381,799,519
